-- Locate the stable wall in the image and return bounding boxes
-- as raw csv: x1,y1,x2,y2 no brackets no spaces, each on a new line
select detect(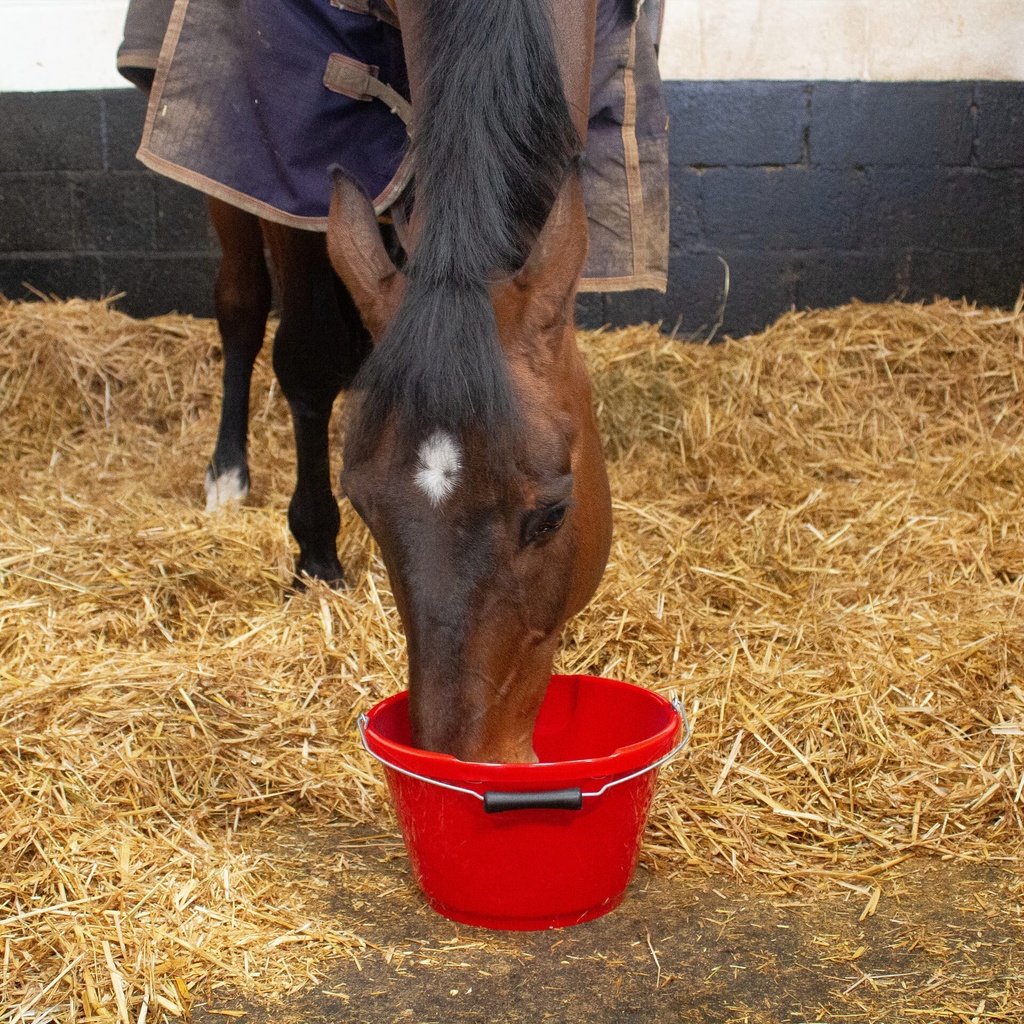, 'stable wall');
1,0,1022,337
